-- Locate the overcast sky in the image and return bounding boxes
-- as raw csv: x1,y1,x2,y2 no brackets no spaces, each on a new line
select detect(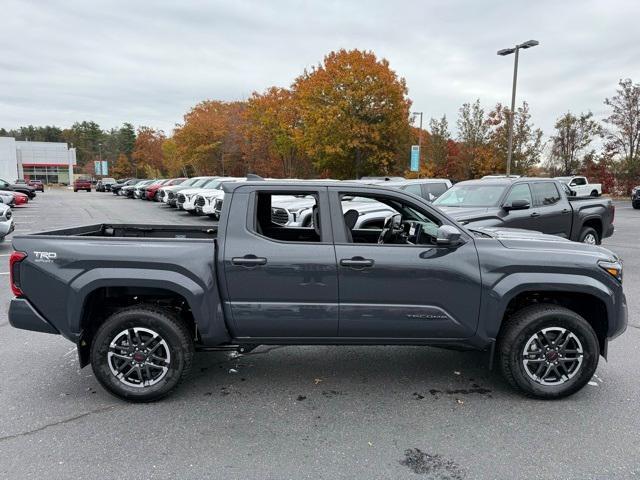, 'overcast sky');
2,0,639,140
